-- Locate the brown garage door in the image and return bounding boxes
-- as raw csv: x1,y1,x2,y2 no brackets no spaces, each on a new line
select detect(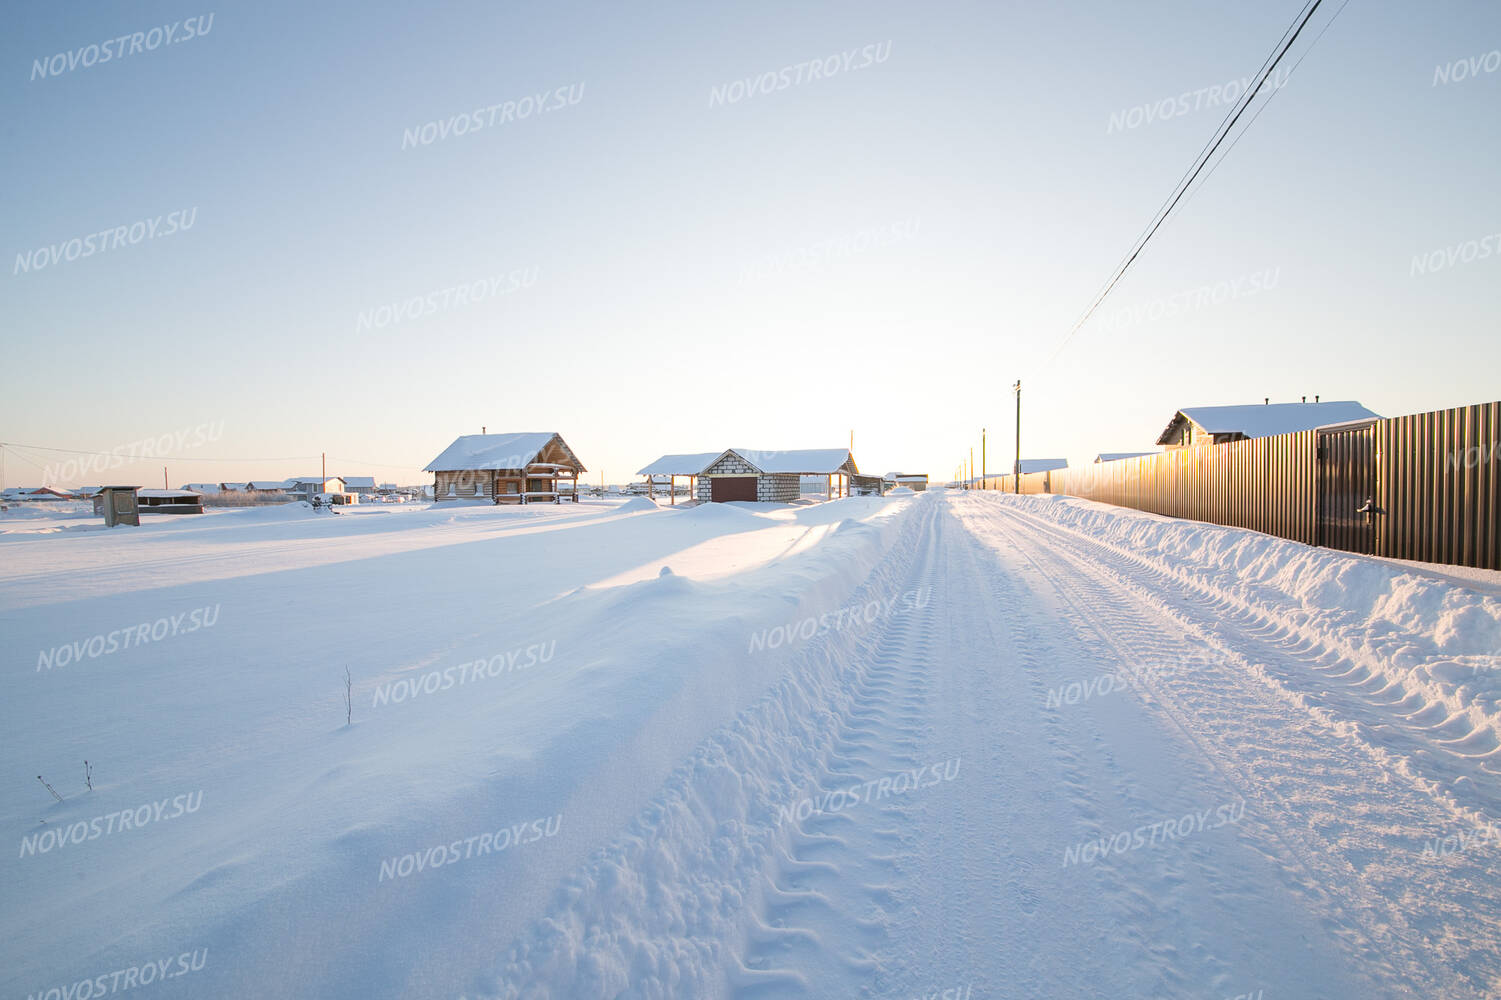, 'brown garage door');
710,476,757,502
